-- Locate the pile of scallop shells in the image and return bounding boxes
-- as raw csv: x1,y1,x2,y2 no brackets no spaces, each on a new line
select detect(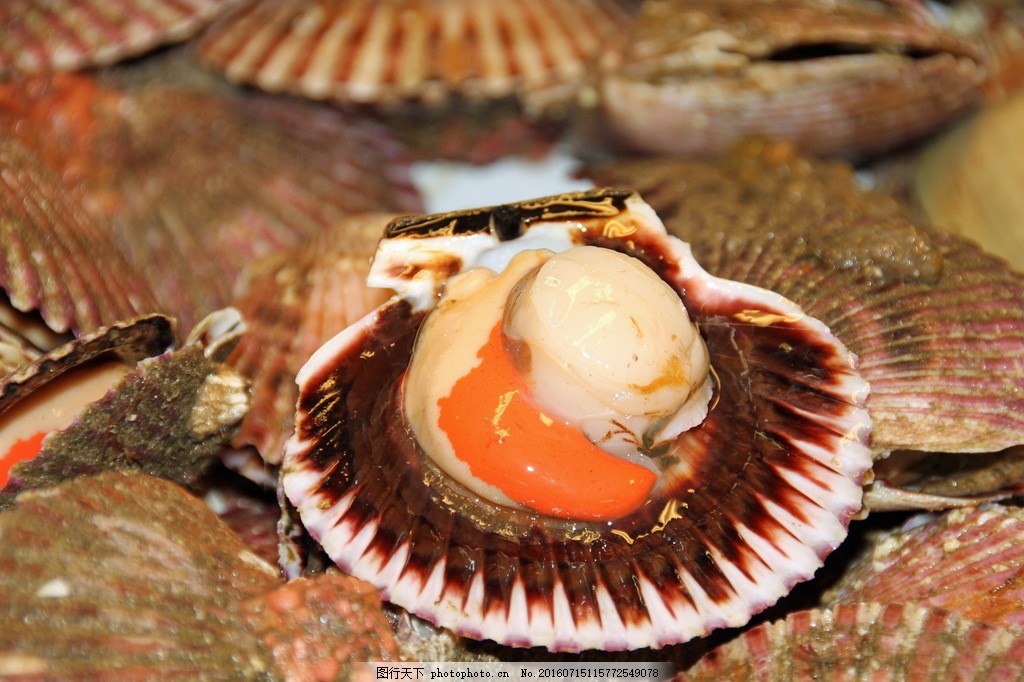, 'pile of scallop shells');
2,0,1024,678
